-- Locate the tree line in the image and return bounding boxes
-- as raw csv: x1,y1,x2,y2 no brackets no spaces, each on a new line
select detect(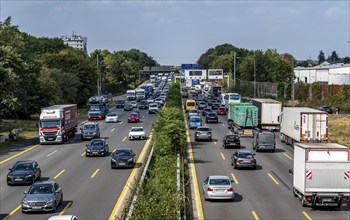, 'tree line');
0,17,158,119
